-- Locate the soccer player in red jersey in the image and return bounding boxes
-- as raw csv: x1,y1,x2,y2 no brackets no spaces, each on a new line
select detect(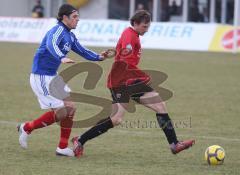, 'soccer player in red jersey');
72,10,195,158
